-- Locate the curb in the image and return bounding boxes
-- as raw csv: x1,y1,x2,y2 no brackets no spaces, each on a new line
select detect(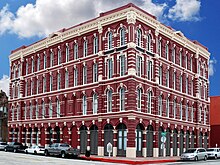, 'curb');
80,156,178,164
